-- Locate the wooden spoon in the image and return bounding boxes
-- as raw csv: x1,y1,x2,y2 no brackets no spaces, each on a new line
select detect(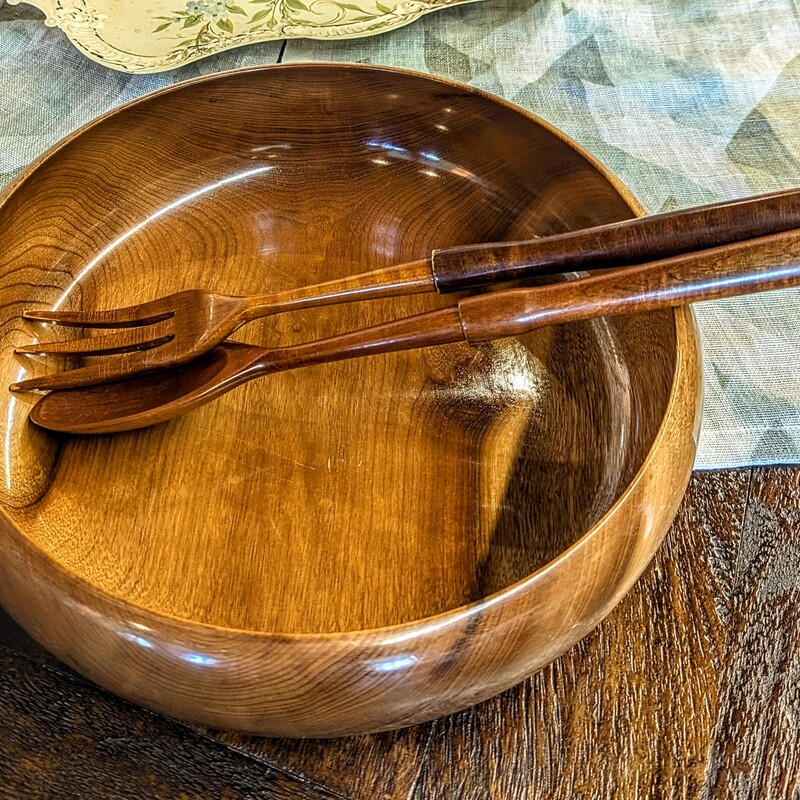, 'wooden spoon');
28,227,800,435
